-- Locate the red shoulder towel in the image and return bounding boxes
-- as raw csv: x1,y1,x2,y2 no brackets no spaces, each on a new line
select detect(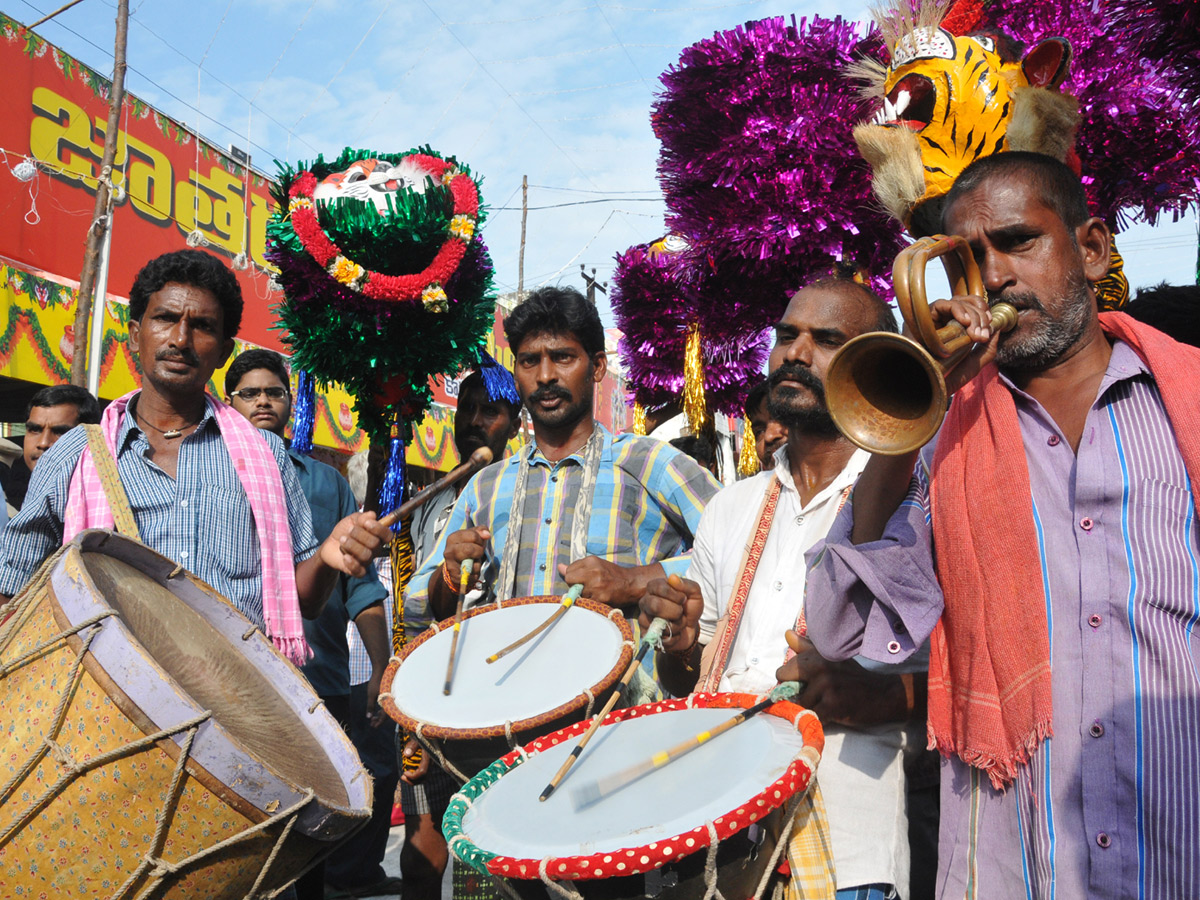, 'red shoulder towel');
928,313,1200,788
